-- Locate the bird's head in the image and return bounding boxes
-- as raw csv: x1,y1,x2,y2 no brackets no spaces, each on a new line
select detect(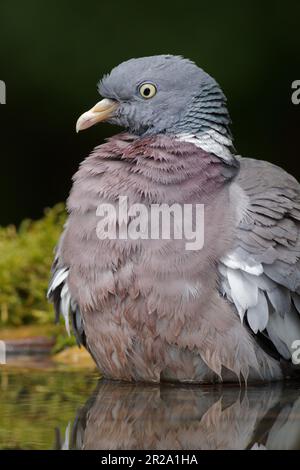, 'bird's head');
76,55,231,138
